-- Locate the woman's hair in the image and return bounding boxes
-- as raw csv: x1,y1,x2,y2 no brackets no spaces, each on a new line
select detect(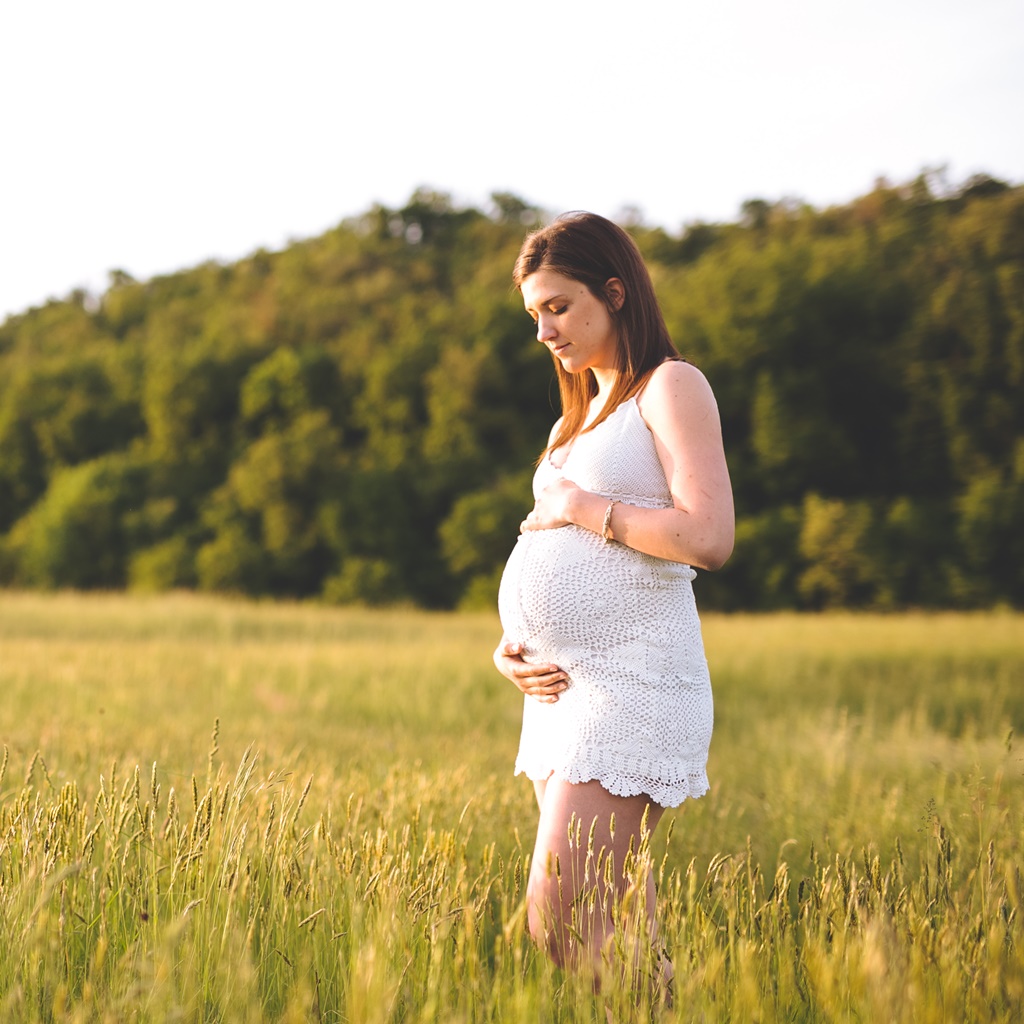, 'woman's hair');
512,211,680,456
